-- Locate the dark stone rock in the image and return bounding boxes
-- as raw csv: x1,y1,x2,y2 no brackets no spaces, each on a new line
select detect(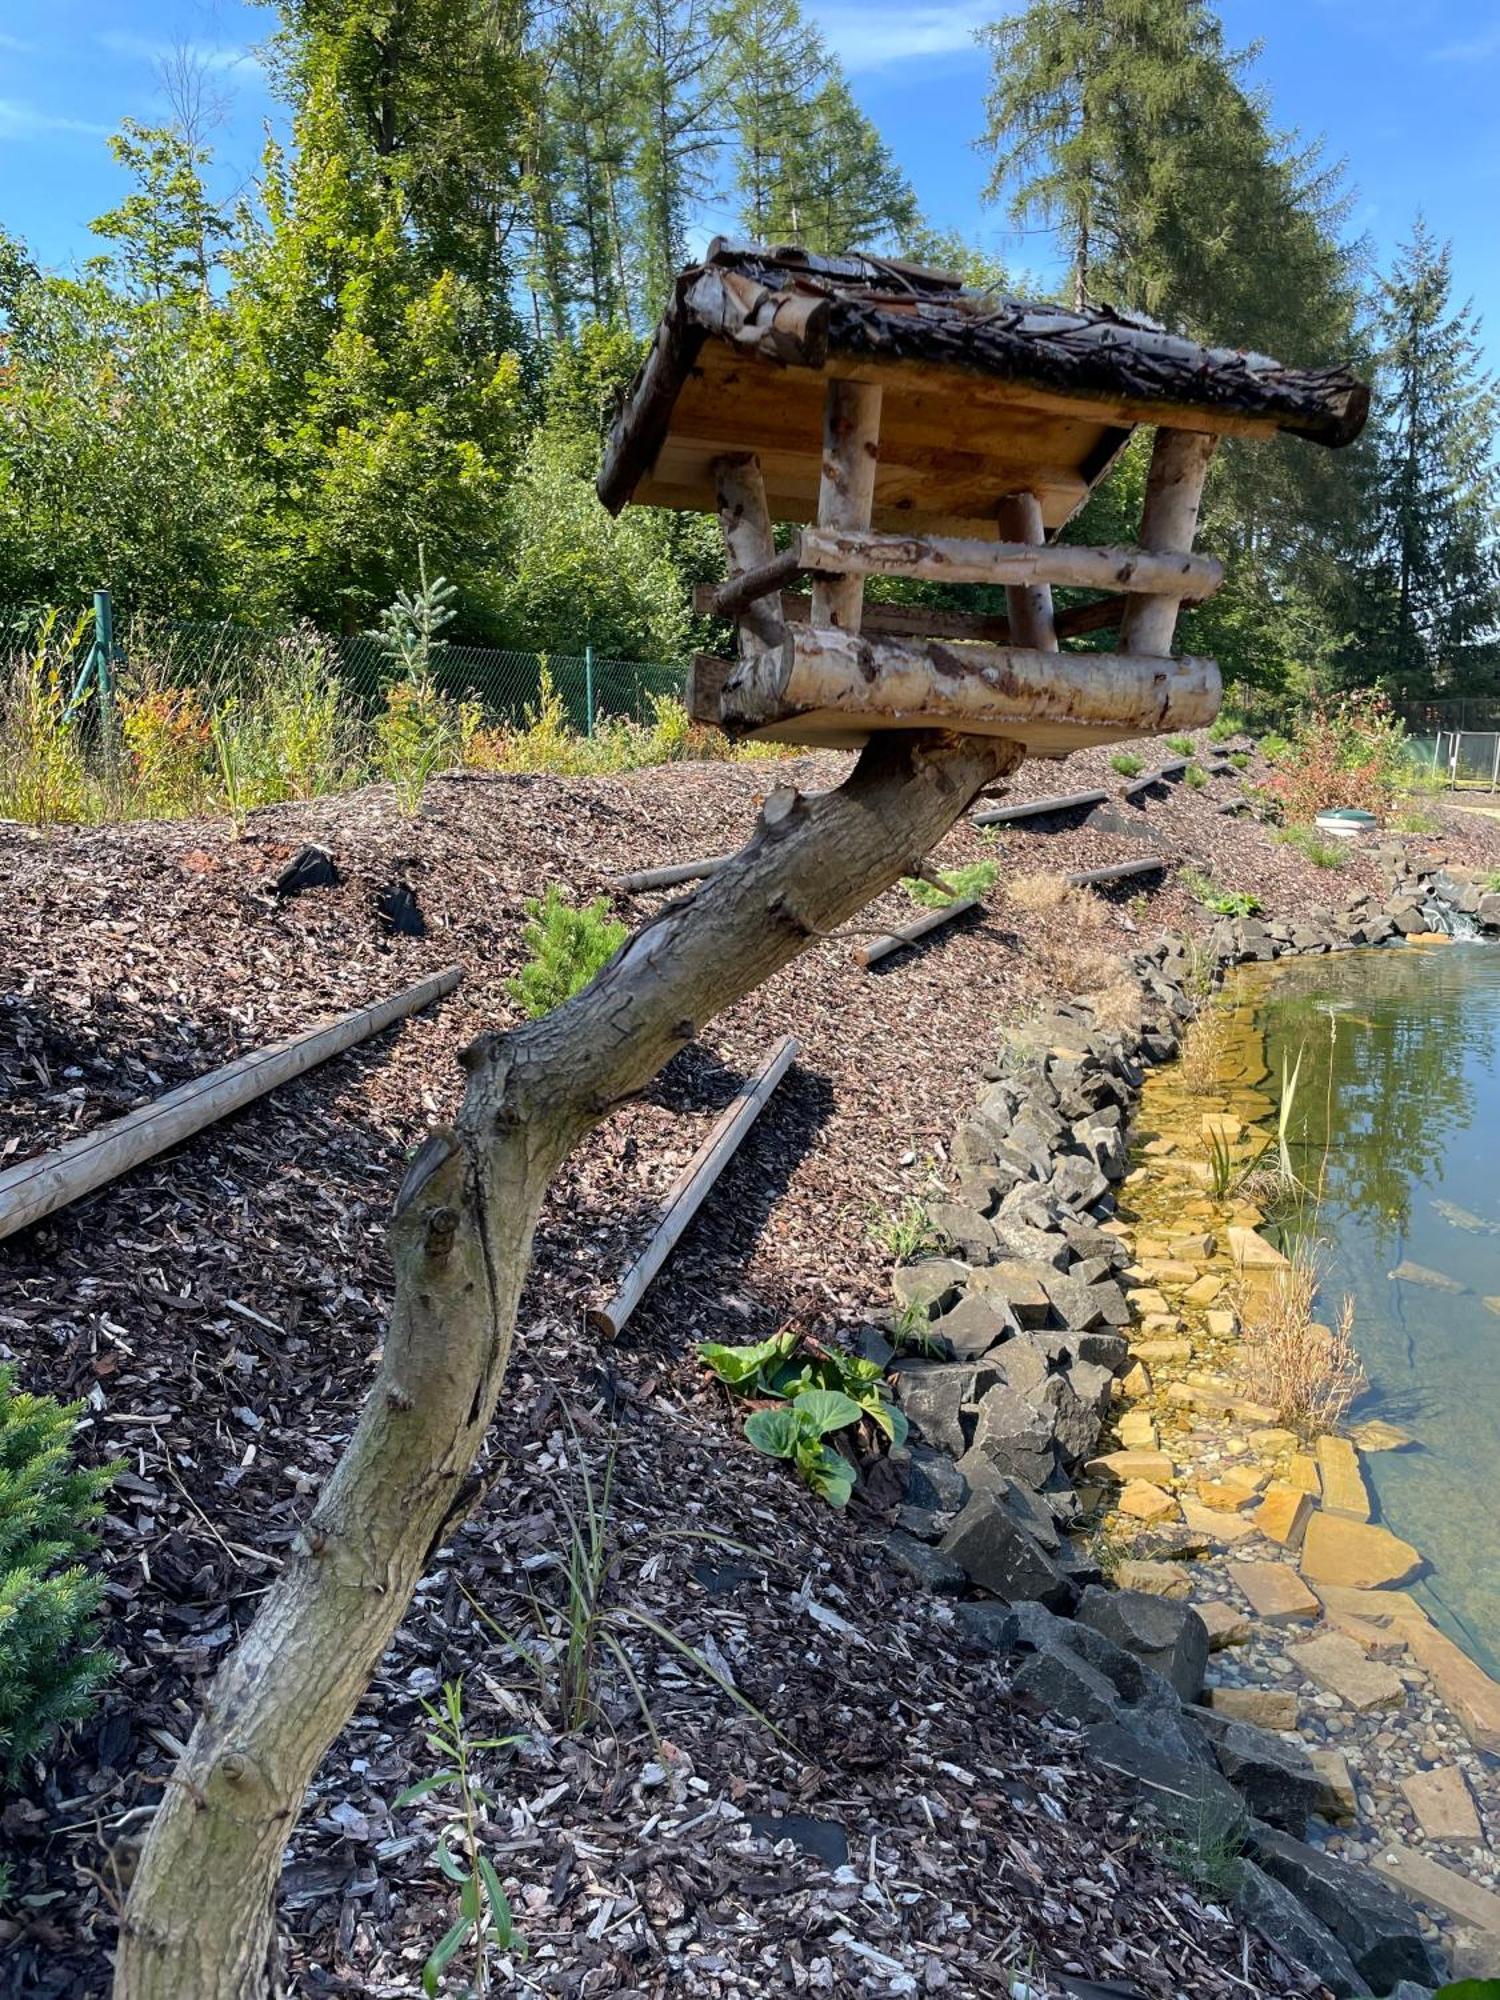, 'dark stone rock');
1479,891,1500,930
1080,1123,1129,1181
1050,1153,1111,1211
1075,1586,1209,1702
905,1443,970,1515
1246,1825,1448,1992
939,1493,1077,1608
1076,1330,1129,1371
1064,1359,1116,1415
972,1261,1057,1327
927,1200,999,1263
894,1503,952,1543
1031,1371,1103,1466
989,1219,1072,1276
1084,1722,1248,1846
1213,1720,1325,1833
929,1291,1014,1360
1388,902,1427,936
1012,1639,1122,1726
747,1812,849,1869
882,1530,969,1594
854,1324,895,1369
967,1382,1059,1488
1233,1859,1371,1997
954,1600,1018,1653
891,1258,968,1319
273,843,340,896
892,1361,976,1457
